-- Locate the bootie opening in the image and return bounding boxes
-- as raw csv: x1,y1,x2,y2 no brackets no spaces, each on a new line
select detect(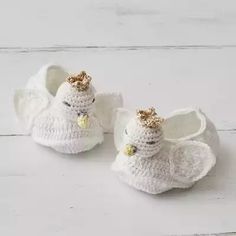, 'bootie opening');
45,65,69,96
163,109,206,141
